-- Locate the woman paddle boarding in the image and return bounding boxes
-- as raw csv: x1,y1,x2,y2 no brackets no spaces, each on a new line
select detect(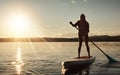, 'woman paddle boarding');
69,14,90,58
